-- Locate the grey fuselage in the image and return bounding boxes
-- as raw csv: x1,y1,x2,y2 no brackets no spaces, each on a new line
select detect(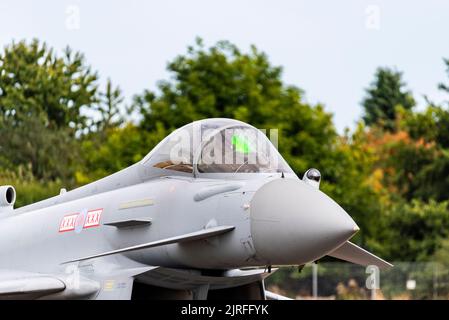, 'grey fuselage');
0,118,360,299
0,175,267,273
